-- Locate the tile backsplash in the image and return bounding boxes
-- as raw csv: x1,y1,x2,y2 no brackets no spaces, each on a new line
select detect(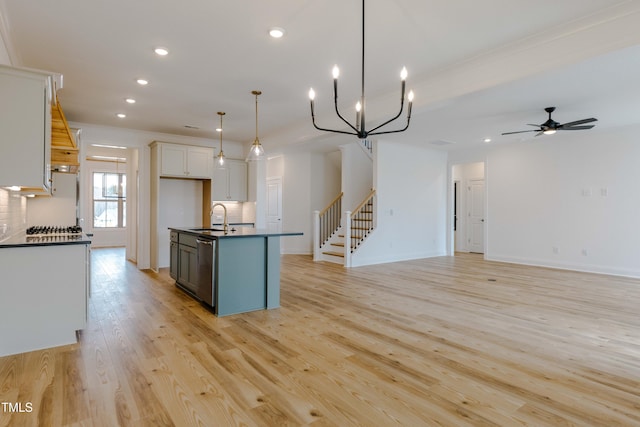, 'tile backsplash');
210,202,244,224
0,188,27,241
